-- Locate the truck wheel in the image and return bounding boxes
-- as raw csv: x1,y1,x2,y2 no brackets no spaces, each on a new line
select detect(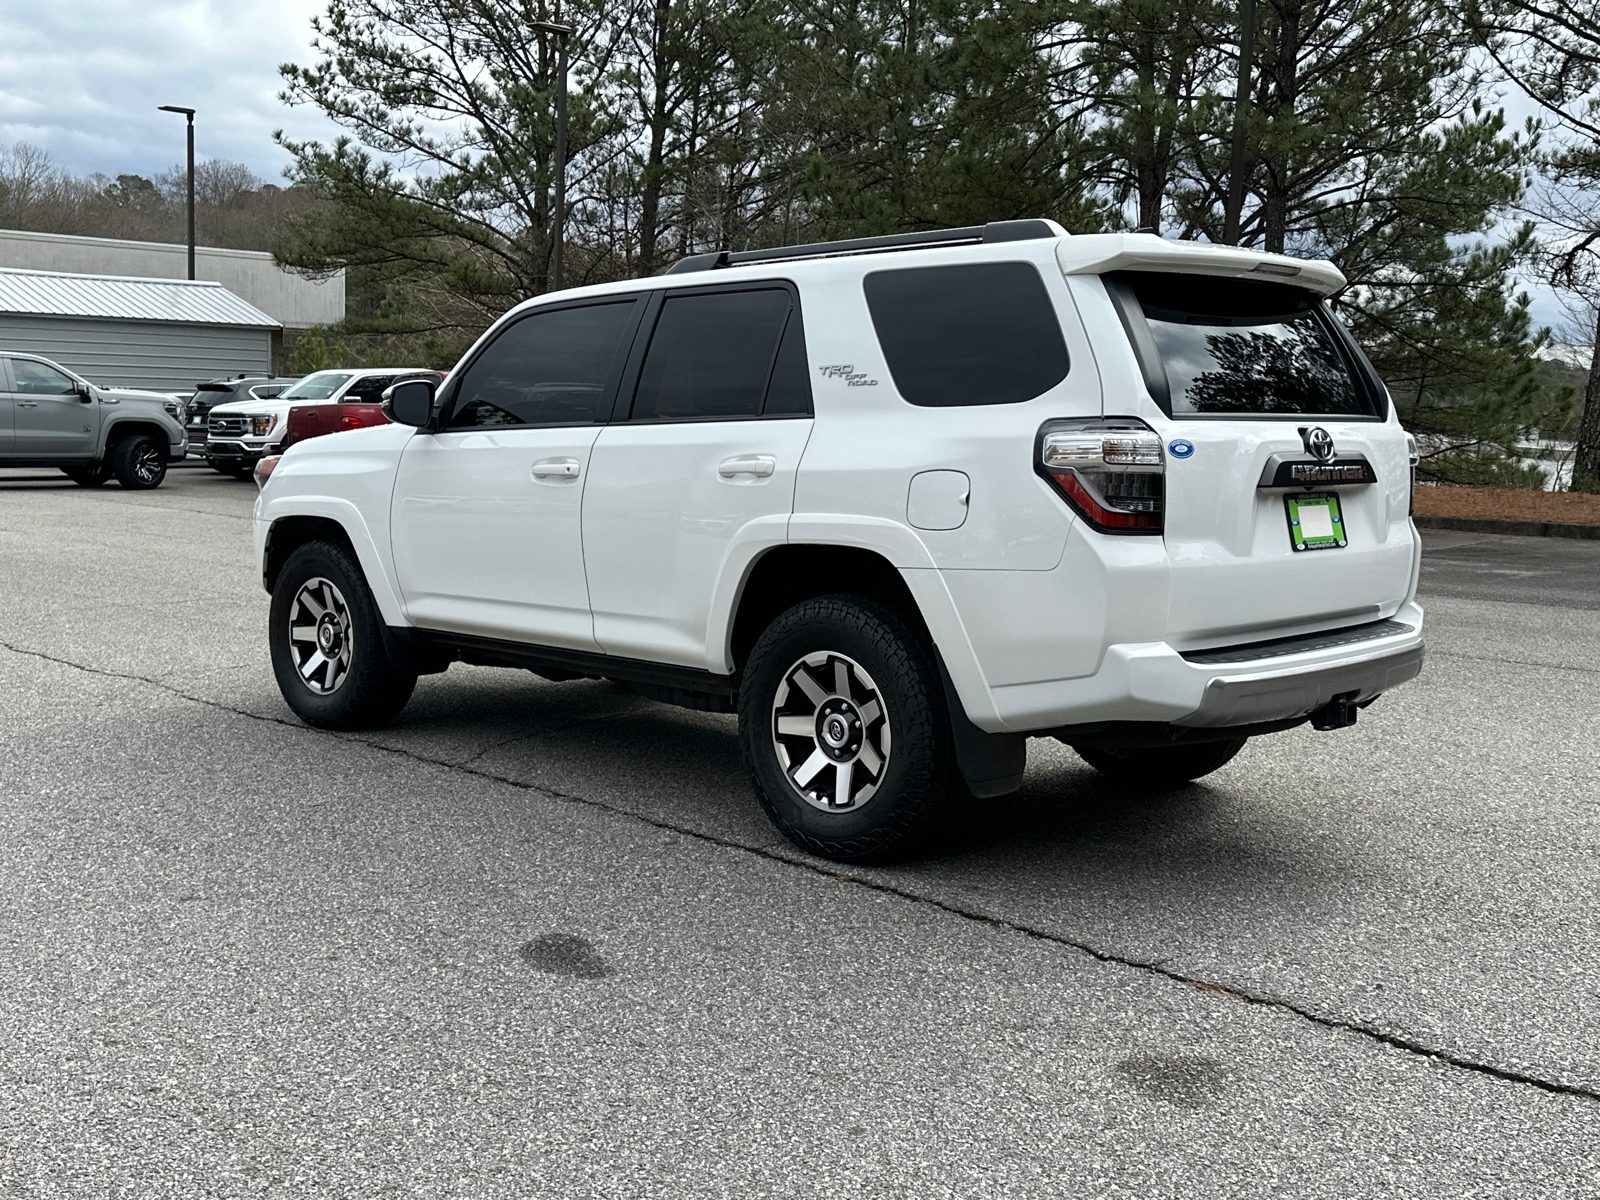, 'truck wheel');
111,434,167,489
739,595,961,863
60,462,112,487
1074,738,1247,788
269,538,417,730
